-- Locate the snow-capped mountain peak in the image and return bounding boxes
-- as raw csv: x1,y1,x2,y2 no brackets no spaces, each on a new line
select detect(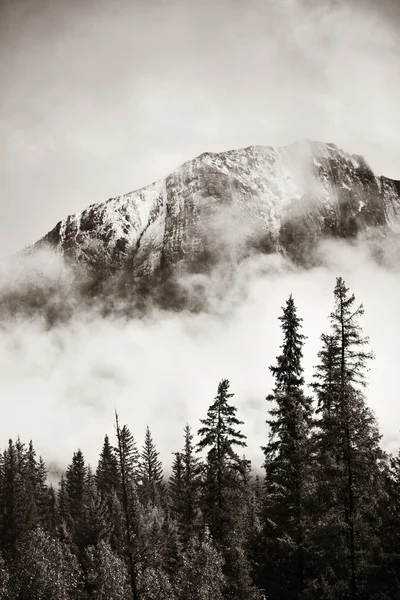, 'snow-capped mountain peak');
33,140,400,279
